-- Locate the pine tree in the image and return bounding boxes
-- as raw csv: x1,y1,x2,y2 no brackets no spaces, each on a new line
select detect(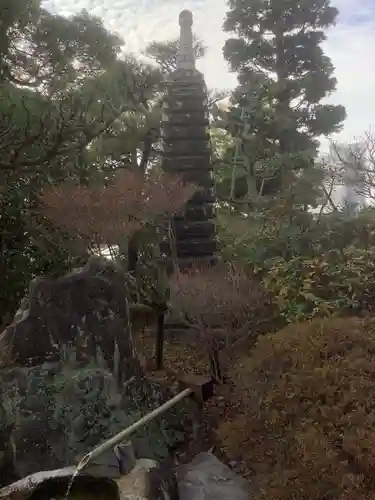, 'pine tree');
217,0,347,222
144,36,206,74
0,1,164,322
223,0,346,154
